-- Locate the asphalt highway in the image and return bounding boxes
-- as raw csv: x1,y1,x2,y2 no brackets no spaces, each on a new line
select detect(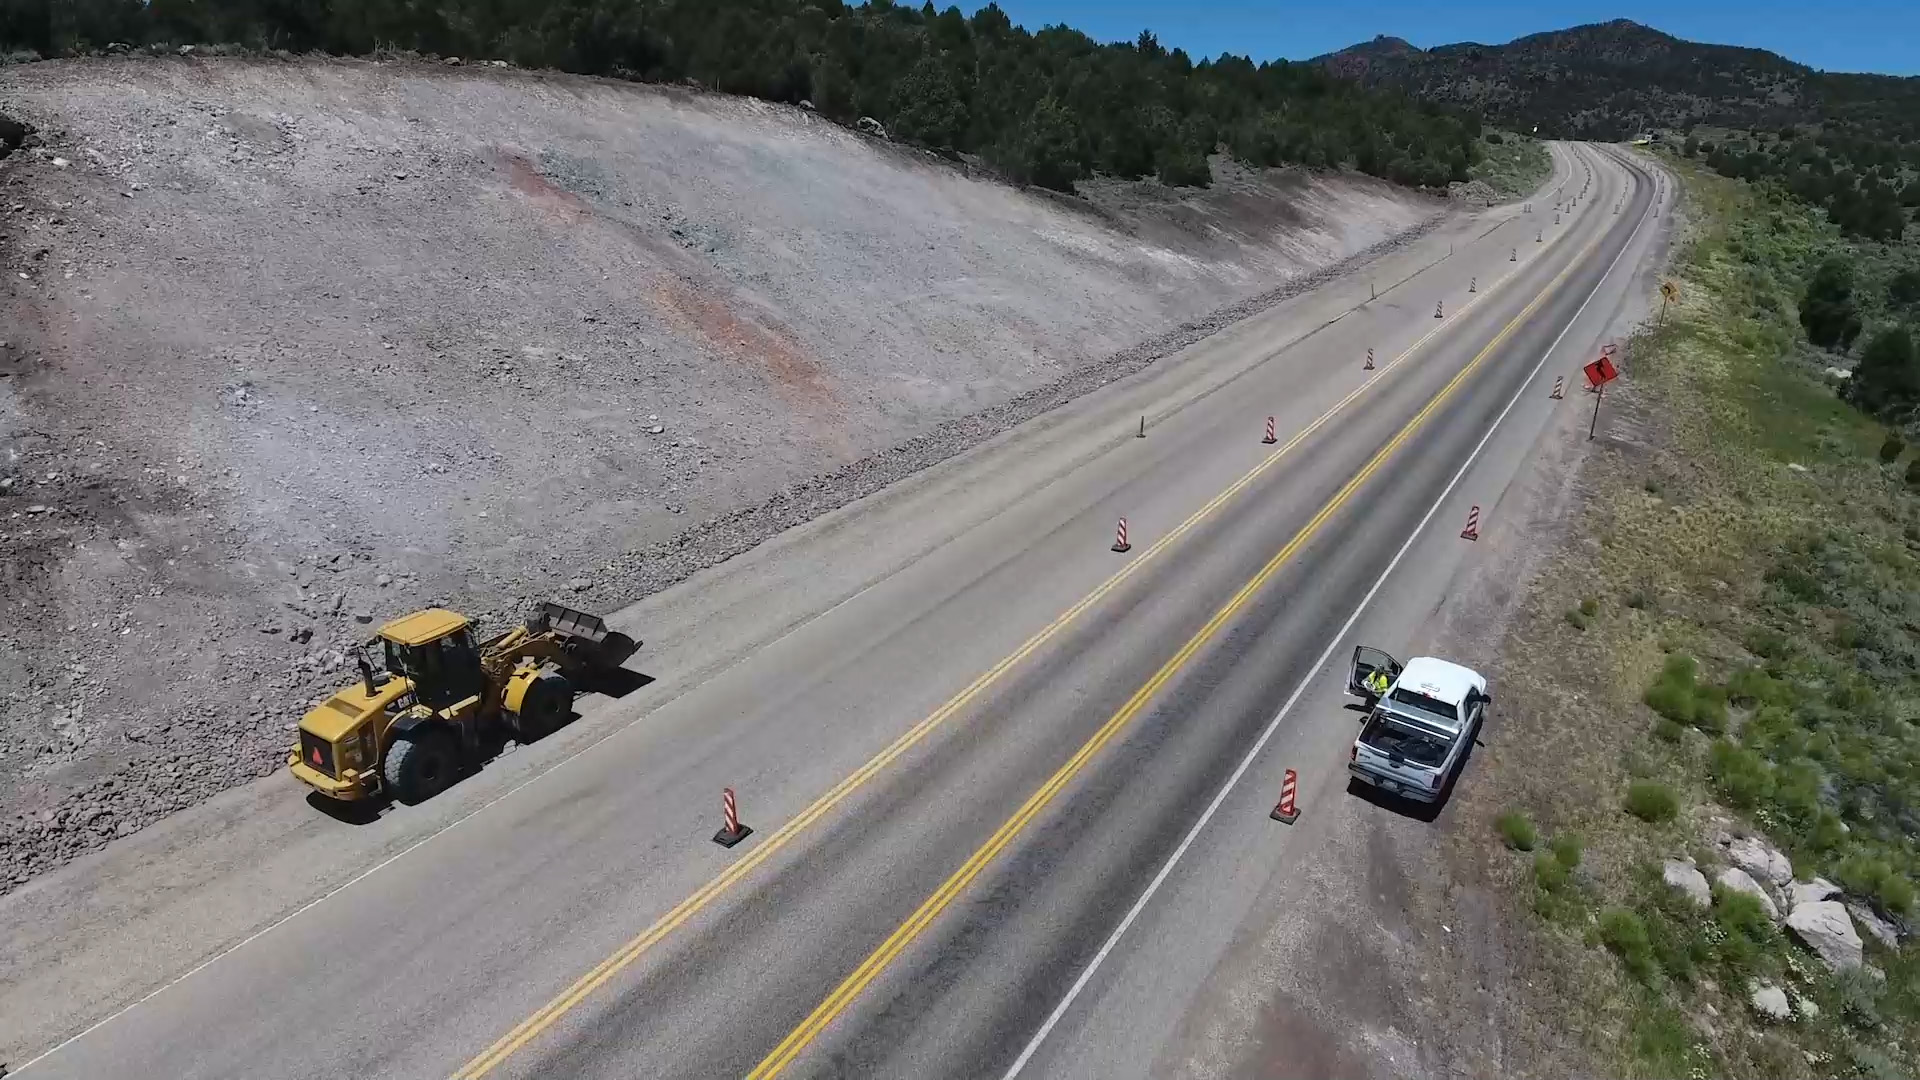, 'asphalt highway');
13,142,1667,1079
